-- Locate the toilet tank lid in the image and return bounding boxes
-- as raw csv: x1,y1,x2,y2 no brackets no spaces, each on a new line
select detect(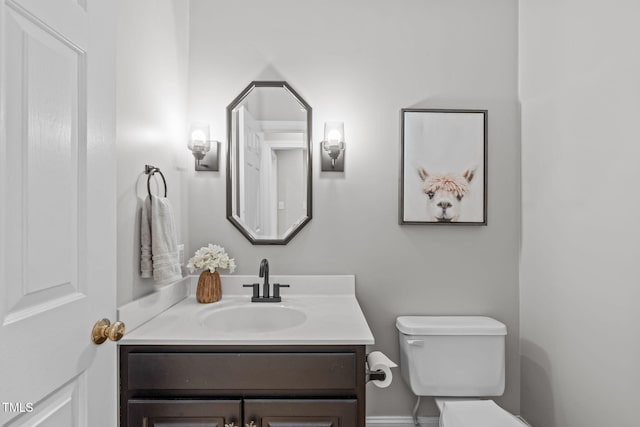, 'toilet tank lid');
396,316,507,336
